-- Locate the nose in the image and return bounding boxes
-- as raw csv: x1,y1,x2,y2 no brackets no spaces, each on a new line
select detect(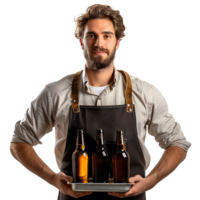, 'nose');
94,36,104,48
